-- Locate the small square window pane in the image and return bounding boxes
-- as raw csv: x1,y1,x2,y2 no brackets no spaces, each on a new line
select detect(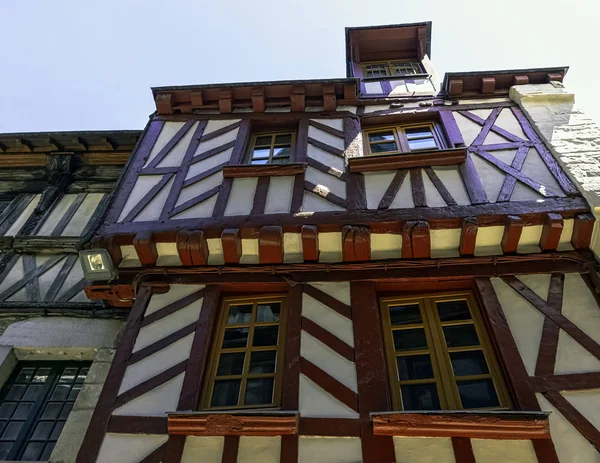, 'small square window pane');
42,403,62,420
249,351,276,374
6,385,26,401
217,353,245,376
15,368,34,383
389,304,422,326
443,324,480,348
254,136,272,147
368,131,395,142
0,442,12,459
370,142,398,153
32,421,54,439
436,300,471,322
222,328,249,349
250,158,269,165
450,351,489,377
59,368,78,383
401,384,440,410
2,421,22,440
13,402,33,420
23,385,44,401
210,380,240,407
405,127,433,139
458,379,500,408
227,305,252,325
0,403,16,419
273,147,291,158
33,368,51,383
41,442,56,460
21,442,44,461
256,303,280,323
244,378,274,406
50,384,71,401
396,355,434,381
252,148,271,159
50,421,65,439
271,156,289,164
275,134,292,145
393,329,428,352
76,368,89,384
253,326,279,347
68,384,82,400
408,138,438,151
59,403,73,420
